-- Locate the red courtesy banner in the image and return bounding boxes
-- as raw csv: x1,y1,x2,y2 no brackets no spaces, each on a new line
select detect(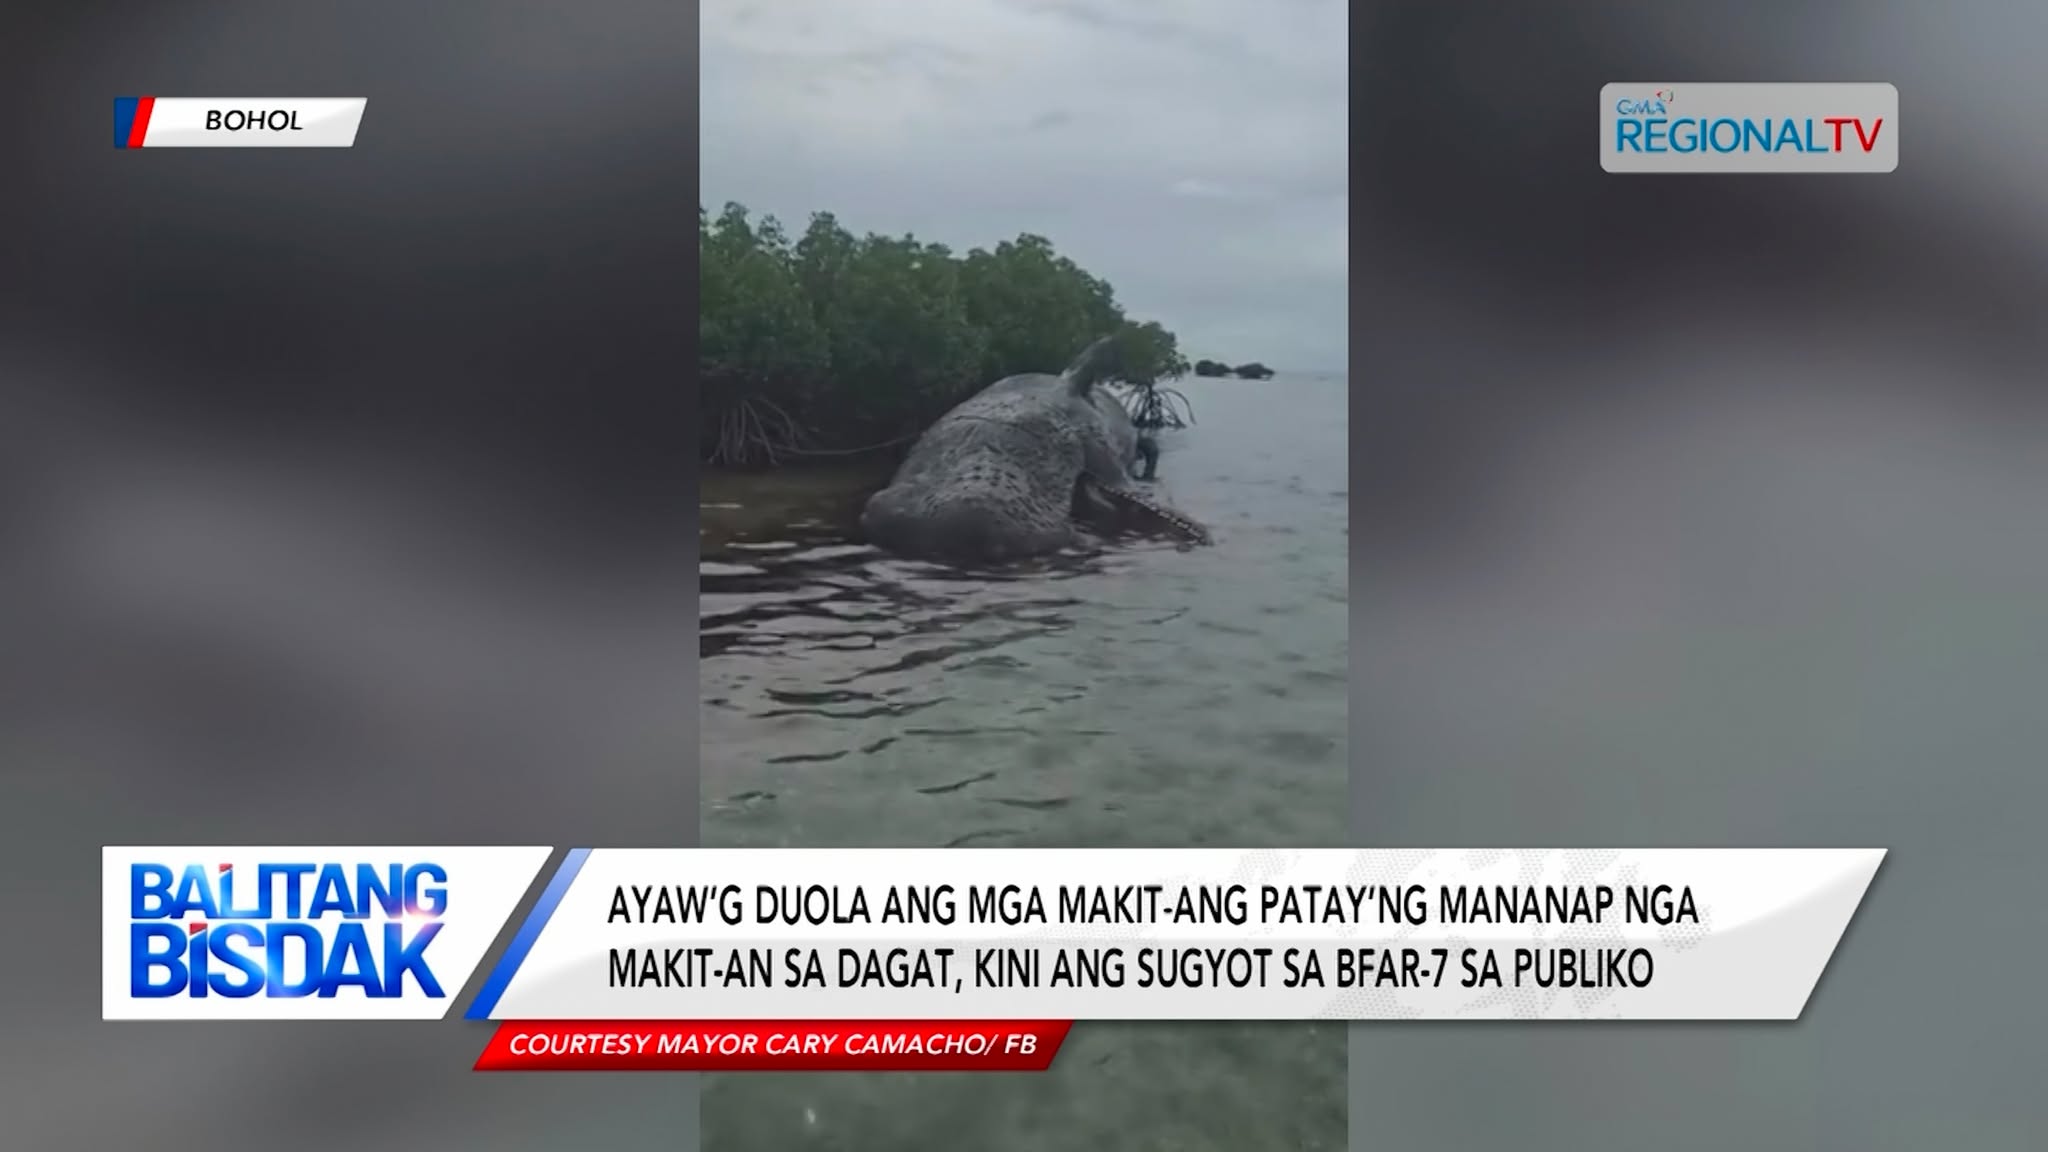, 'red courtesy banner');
474,1020,1074,1072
